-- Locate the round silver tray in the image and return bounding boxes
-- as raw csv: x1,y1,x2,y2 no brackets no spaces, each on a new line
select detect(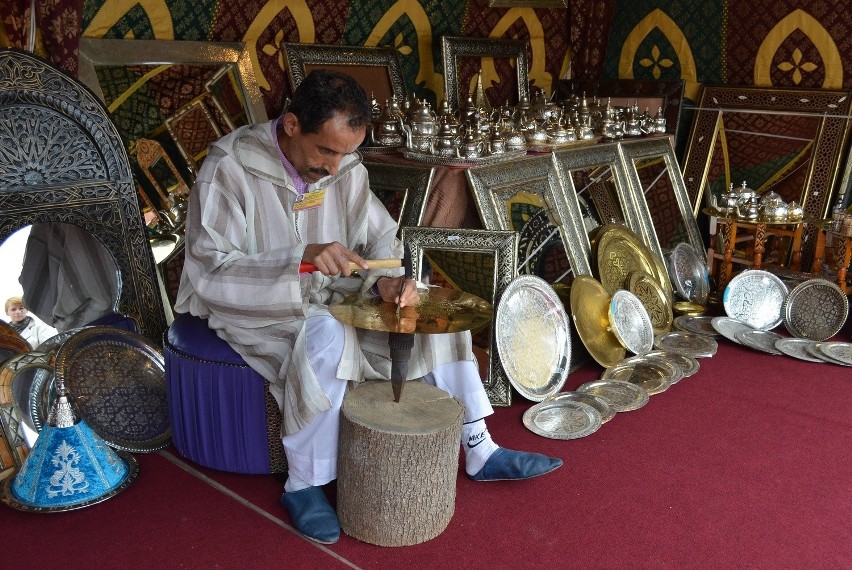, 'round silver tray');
667,242,710,305
736,329,784,355
723,270,788,330
608,290,654,355
774,338,825,363
546,391,615,423
654,331,718,358
711,316,755,345
782,279,848,341
806,342,852,366
359,144,403,155
817,342,852,366
601,359,673,395
673,315,719,337
495,275,571,402
522,398,602,440
643,349,700,378
621,353,684,385
576,379,649,412
401,148,527,167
